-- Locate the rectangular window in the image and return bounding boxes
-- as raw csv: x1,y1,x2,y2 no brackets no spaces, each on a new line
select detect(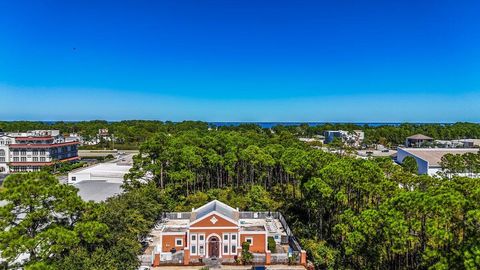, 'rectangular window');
230,233,237,255
13,157,19,162
33,150,38,155
0,157,4,162
40,157,46,162
20,151,26,155
21,157,26,162
246,237,253,245
199,245,204,255
199,235,204,241
223,233,230,255
33,157,38,162
175,238,183,246
190,233,197,255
